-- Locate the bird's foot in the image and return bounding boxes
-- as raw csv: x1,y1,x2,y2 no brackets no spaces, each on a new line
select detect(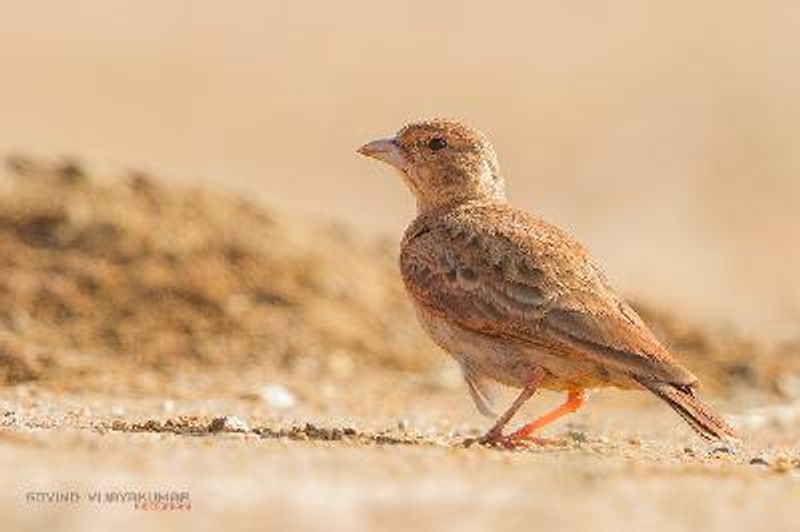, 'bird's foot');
463,430,565,450
463,428,507,448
